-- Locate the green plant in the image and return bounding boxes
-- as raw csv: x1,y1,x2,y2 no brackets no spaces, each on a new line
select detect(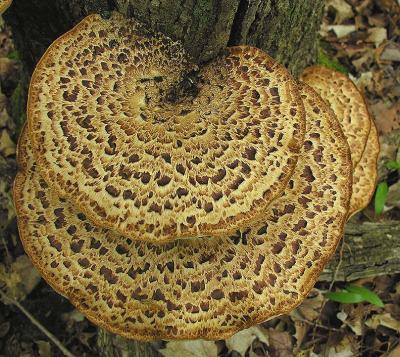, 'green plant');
385,160,400,170
373,160,400,215
325,285,384,308
374,182,388,216
318,48,349,74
